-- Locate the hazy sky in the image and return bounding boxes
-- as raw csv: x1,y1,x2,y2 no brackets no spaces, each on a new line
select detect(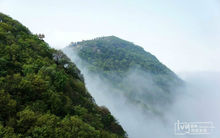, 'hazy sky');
1,0,220,73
